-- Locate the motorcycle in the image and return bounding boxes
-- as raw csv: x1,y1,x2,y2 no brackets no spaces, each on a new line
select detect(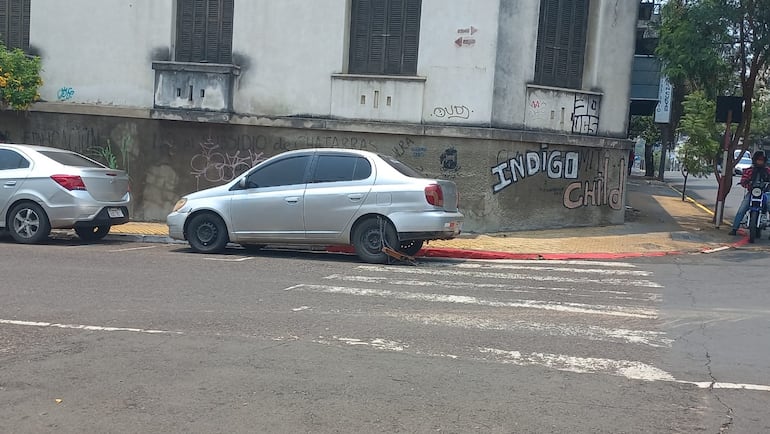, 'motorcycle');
741,180,770,243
